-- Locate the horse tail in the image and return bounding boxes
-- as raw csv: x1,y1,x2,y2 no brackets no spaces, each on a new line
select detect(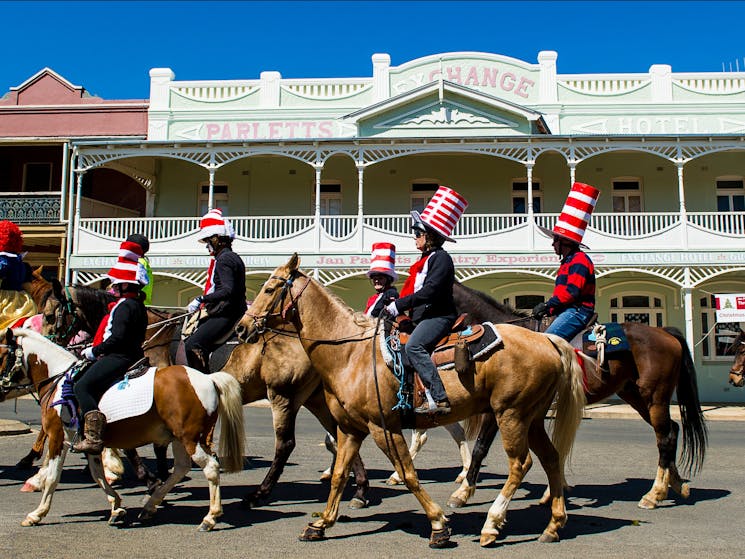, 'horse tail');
663,326,708,476
210,372,246,473
463,413,490,441
545,334,586,466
